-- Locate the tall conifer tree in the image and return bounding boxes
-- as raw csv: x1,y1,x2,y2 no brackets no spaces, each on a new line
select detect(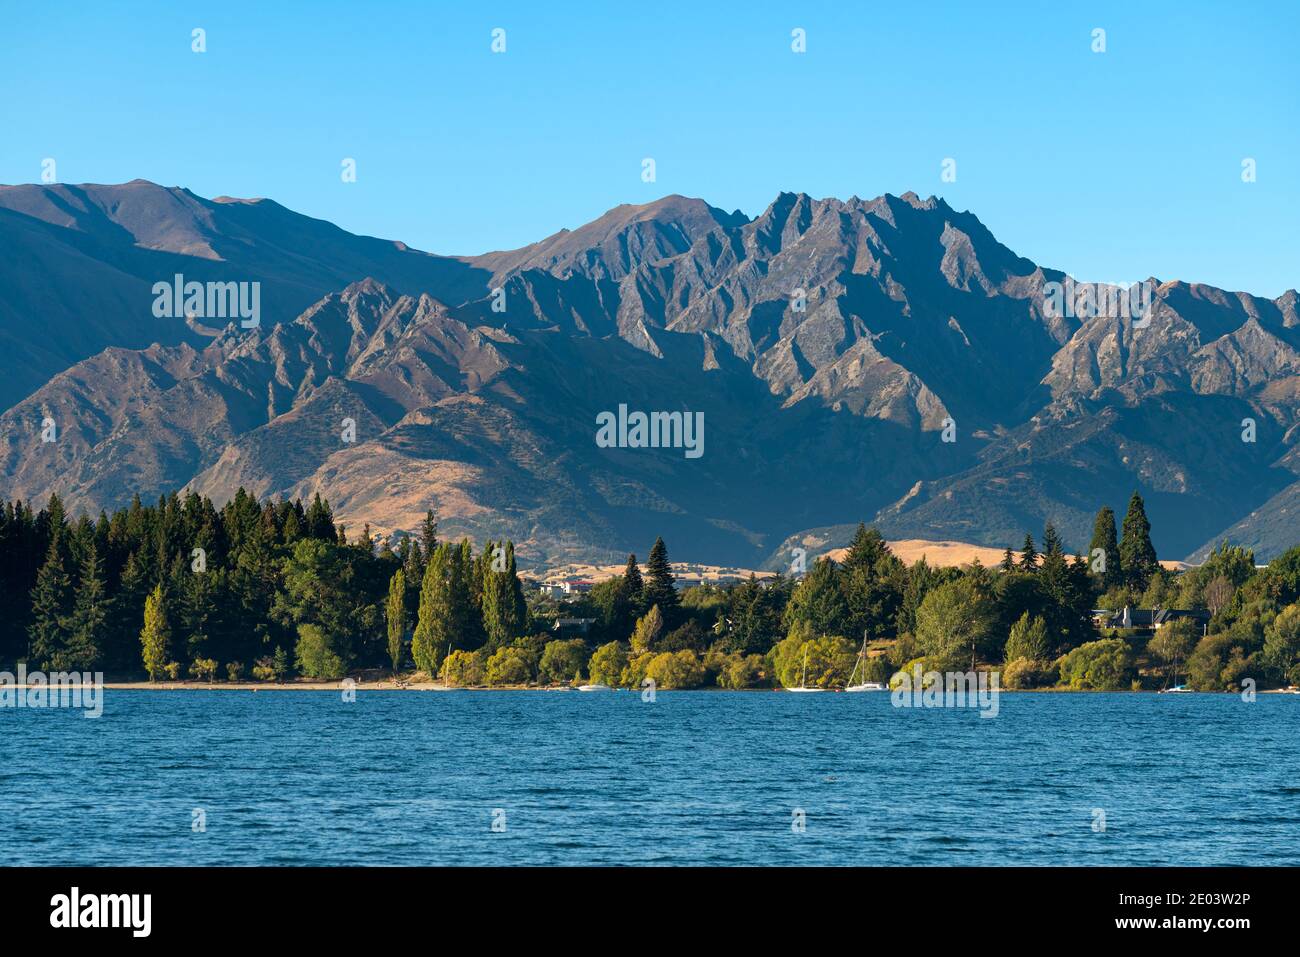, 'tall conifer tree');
642,537,679,614
68,540,109,670
1088,506,1123,588
1018,534,1038,572
1119,491,1158,591
29,535,72,669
